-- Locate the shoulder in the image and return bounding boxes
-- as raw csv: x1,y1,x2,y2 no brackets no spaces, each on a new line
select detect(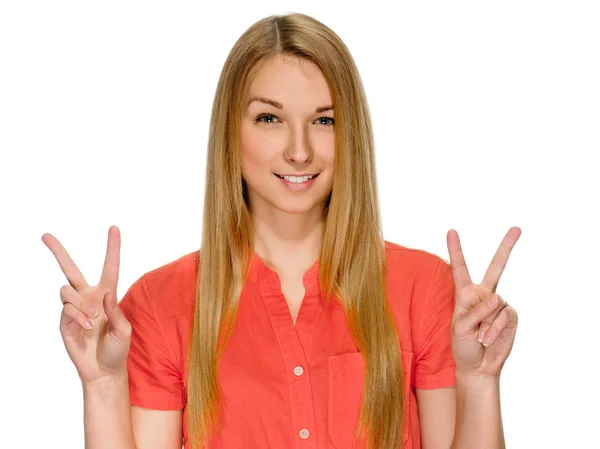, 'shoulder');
383,240,455,348
142,249,199,294
126,249,199,320
384,239,451,283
